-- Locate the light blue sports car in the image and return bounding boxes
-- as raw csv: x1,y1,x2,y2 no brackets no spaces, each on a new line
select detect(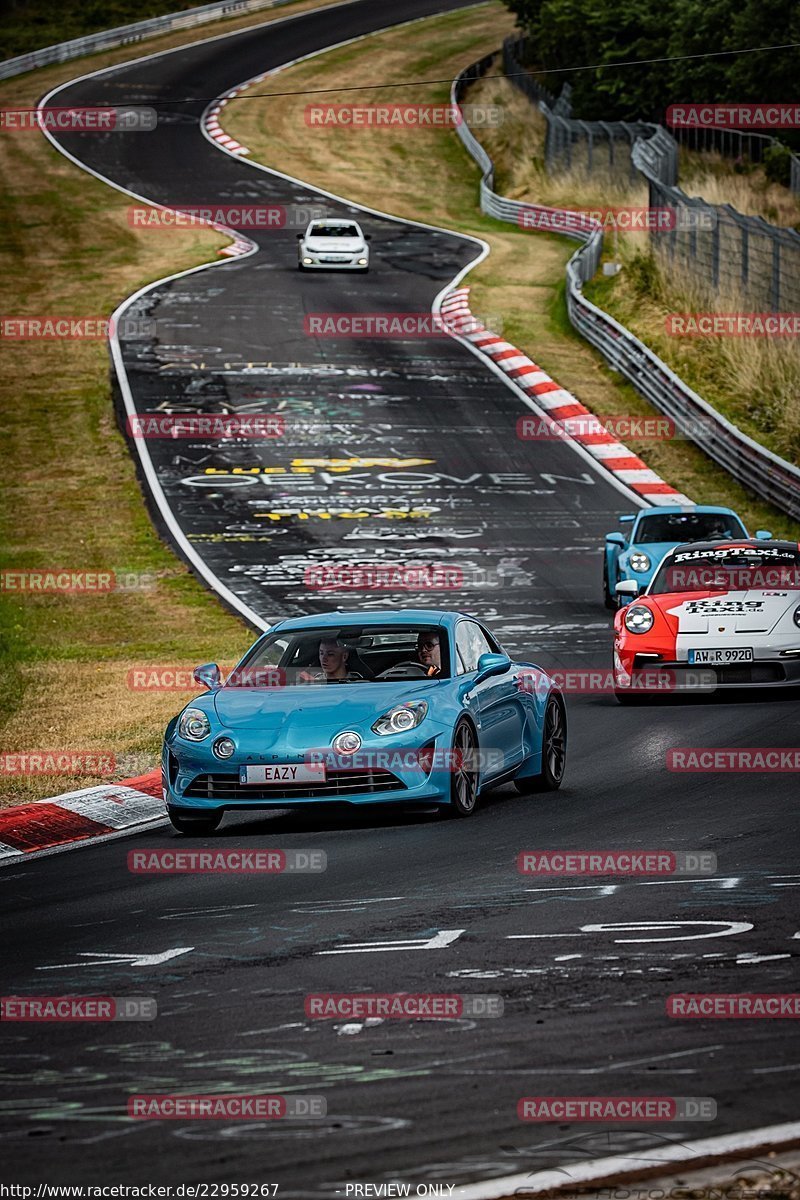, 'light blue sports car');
163,609,566,833
602,504,770,608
